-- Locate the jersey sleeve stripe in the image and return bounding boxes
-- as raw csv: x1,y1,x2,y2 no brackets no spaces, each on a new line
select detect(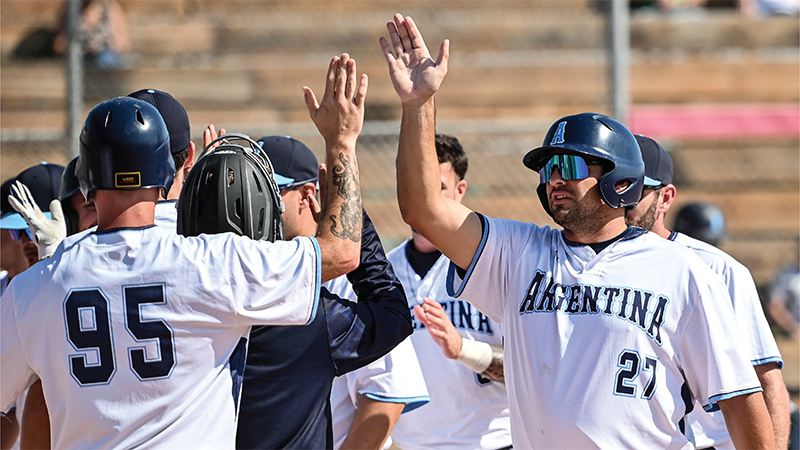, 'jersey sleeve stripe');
307,236,322,325
446,213,489,298
751,356,783,369
361,393,431,414
703,386,764,412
